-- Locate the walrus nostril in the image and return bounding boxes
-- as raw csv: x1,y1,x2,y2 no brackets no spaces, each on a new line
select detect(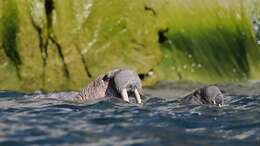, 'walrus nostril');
129,84,134,90
128,83,138,92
